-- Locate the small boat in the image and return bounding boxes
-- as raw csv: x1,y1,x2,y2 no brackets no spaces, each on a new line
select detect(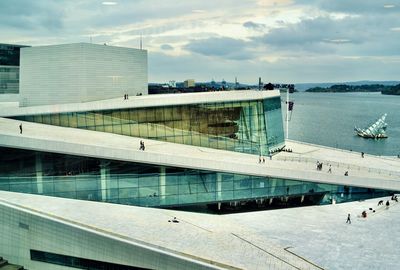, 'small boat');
354,114,388,139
